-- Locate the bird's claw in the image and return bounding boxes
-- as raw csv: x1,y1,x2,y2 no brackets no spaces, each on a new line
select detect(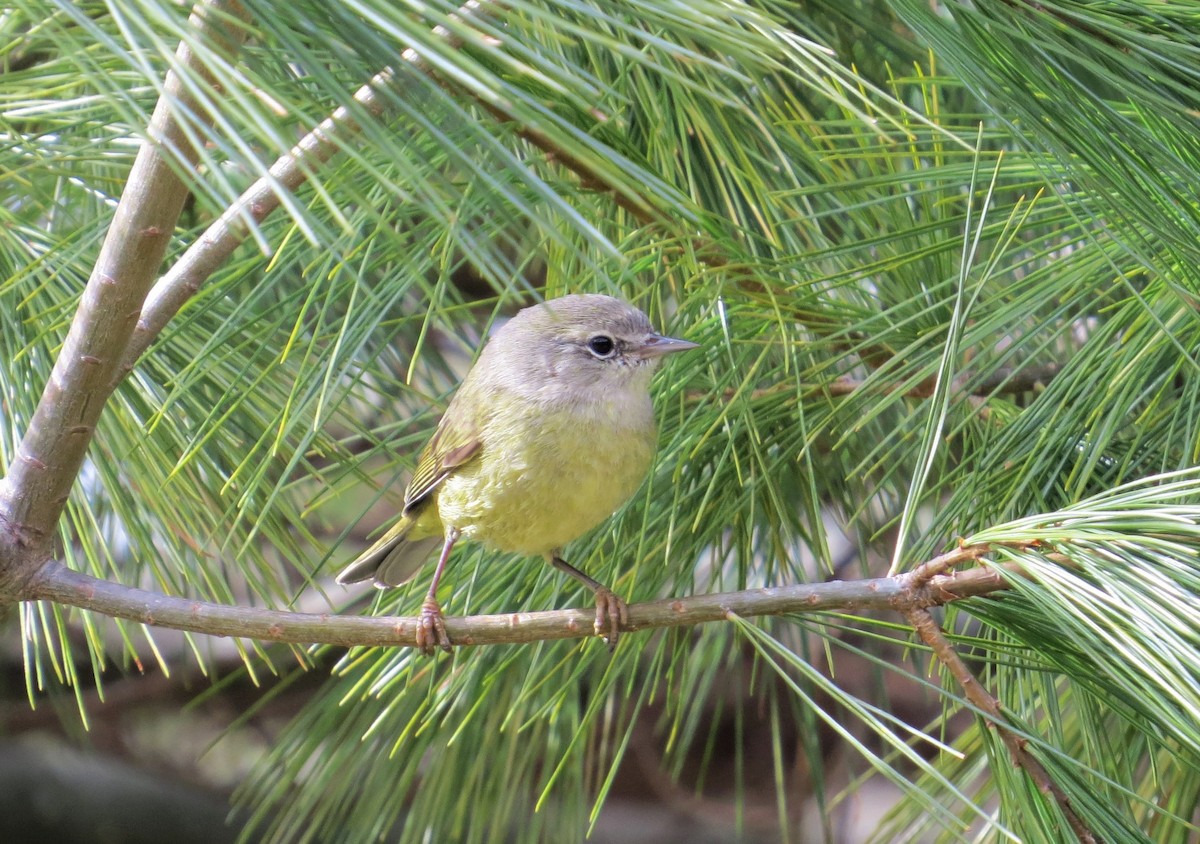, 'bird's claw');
593,587,629,651
417,597,453,655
